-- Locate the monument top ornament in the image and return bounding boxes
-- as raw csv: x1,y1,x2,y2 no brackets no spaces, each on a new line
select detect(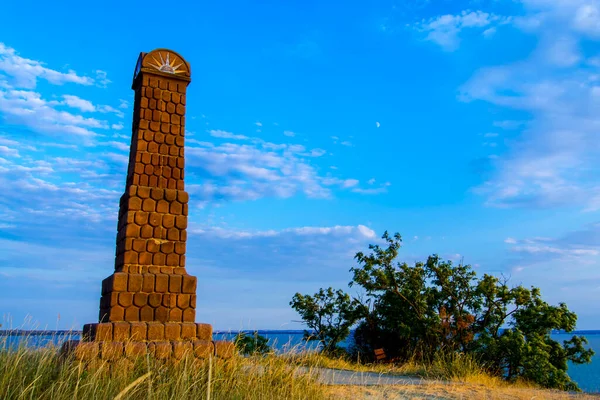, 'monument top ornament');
133,49,191,82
